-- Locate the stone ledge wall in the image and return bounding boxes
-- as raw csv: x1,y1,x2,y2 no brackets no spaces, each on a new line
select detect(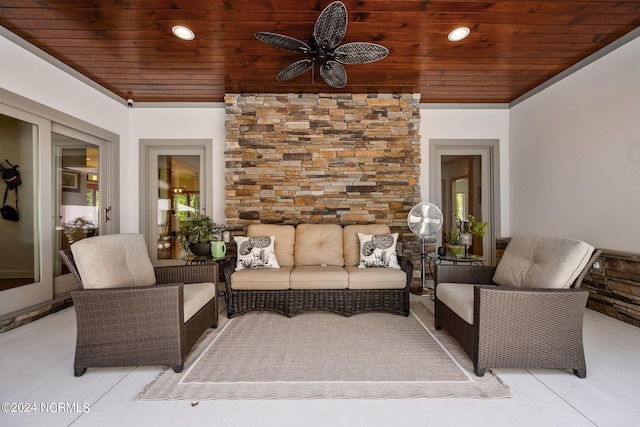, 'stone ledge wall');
225,93,423,284
496,238,640,328
582,250,640,327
